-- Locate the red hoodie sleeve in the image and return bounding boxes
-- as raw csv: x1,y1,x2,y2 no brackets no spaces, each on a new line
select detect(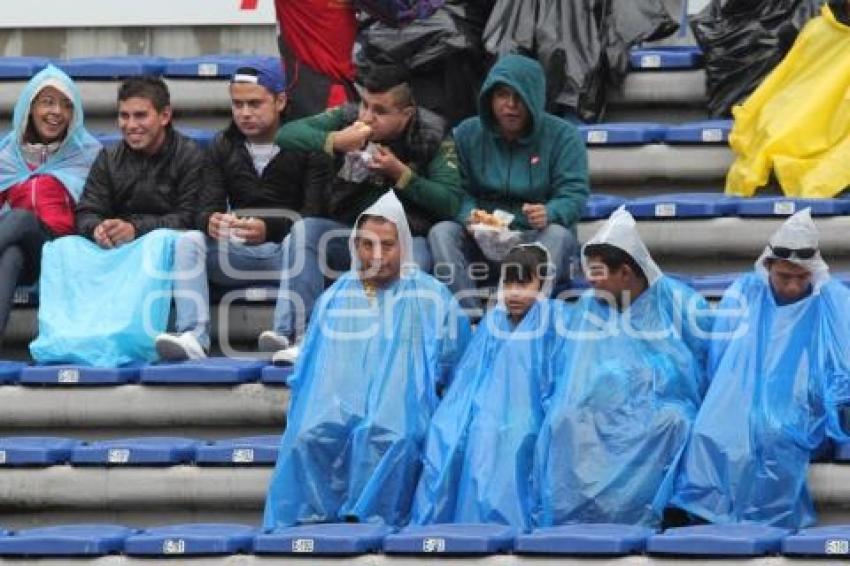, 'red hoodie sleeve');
6,175,75,236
